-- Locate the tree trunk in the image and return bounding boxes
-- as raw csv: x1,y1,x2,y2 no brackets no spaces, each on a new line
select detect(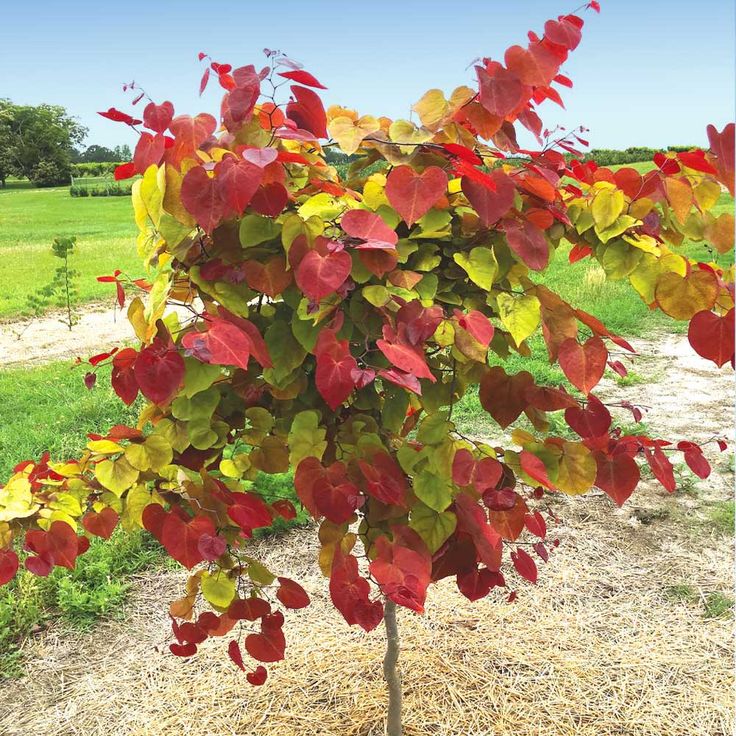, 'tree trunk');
383,600,402,736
